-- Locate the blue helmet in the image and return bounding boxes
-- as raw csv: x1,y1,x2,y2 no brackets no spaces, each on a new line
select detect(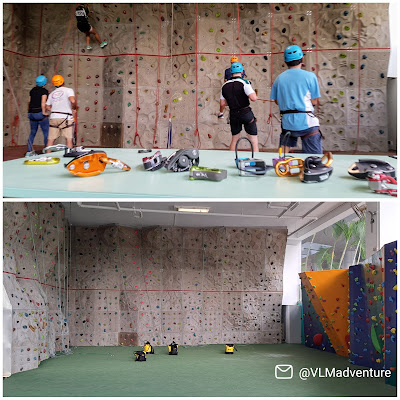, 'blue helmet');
36,75,47,87
231,62,243,74
284,45,304,62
